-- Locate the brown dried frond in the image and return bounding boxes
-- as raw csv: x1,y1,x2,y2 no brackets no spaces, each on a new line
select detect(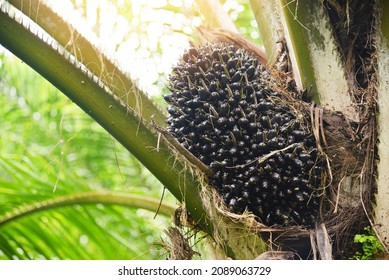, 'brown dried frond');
196,26,268,65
